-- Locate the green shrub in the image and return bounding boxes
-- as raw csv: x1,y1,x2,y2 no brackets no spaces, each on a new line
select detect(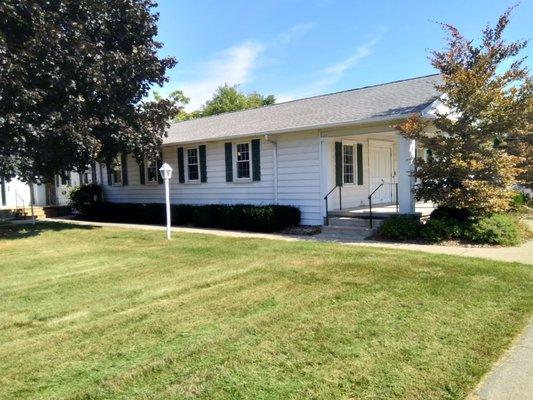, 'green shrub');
429,206,471,222
193,205,222,228
378,215,421,241
464,214,520,246
68,184,102,214
79,202,300,233
510,191,532,211
420,218,462,243
171,204,195,225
